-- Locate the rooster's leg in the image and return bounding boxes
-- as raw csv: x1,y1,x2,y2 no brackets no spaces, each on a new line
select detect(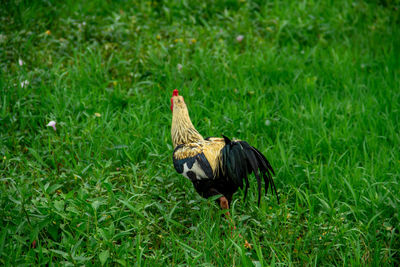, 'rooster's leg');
218,196,230,216
207,189,231,219
218,196,241,237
